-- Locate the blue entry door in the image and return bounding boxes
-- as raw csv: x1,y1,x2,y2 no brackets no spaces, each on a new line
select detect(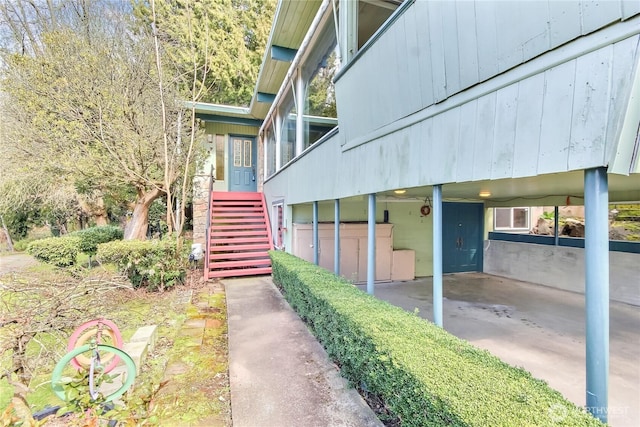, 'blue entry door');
228,136,257,192
442,202,484,273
